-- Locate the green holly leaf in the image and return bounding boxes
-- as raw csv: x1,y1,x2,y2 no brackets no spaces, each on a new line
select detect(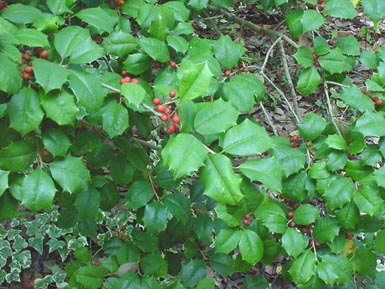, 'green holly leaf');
194,99,239,135
318,48,353,74
294,46,314,68
339,85,374,112
0,170,9,198
302,10,325,32
14,29,49,47
213,35,244,69
180,259,207,288
239,229,263,264
19,169,56,211
0,141,36,172
335,203,359,229
351,248,377,276
362,0,385,22
41,128,71,157
201,154,243,205
226,73,265,107
318,254,352,286
323,176,355,210
101,101,129,138
282,228,309,257
75,187,100,218
188,0,209,10
177,60,213,100
296,66,321,95
222,119,272,156
255,200,287,233
313,216,340,243
299,112,327,140
41,91,79,126
375,230,385,254
69,70,105,113
239,157,284,192
75,265,104,289
7,87,44,135
166,35,189,54
125,181,154,210
325,134,347,150
50,155,90,194
161,133,208,179
353,112,385,137
162,193,190,223
121,82,146,110
336,35,360,56
123,53,151,75
271,138,306,177
285,10,303,38
289,249,316,285
0,54,22,94
139,37,170,62
323,0,357,19
215,228,240,254
76,7,117,34
293,204,320,225
47,0,73,15
2,3,43,24
54,26,103,64
102,31,137,57
141,253,168,277
353,186,383,216
32,59,69,93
